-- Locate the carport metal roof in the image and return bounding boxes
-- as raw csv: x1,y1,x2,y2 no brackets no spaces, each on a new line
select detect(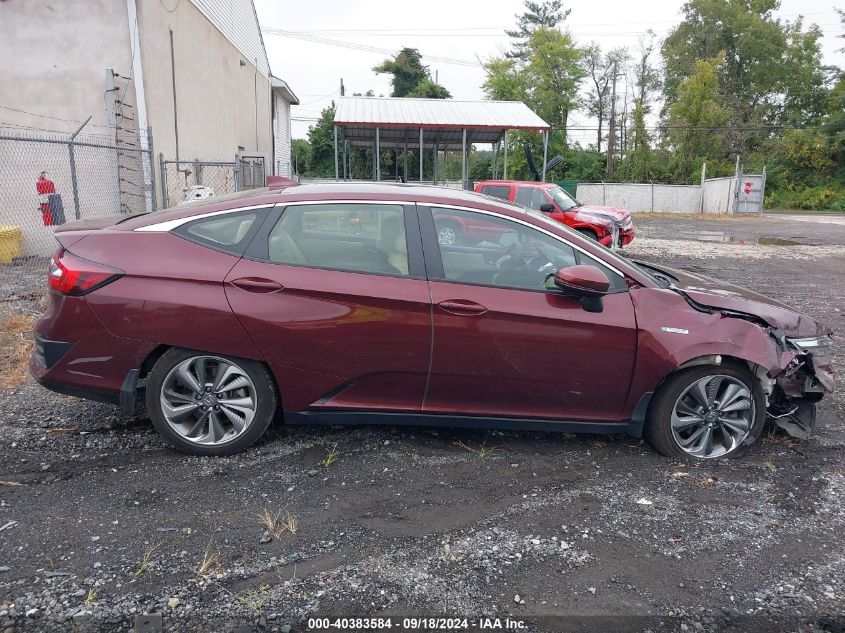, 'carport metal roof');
333,96,549,149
